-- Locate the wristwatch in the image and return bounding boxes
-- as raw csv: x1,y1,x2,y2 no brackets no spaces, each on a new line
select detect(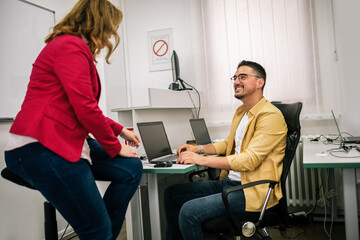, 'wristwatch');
199,145,204,154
